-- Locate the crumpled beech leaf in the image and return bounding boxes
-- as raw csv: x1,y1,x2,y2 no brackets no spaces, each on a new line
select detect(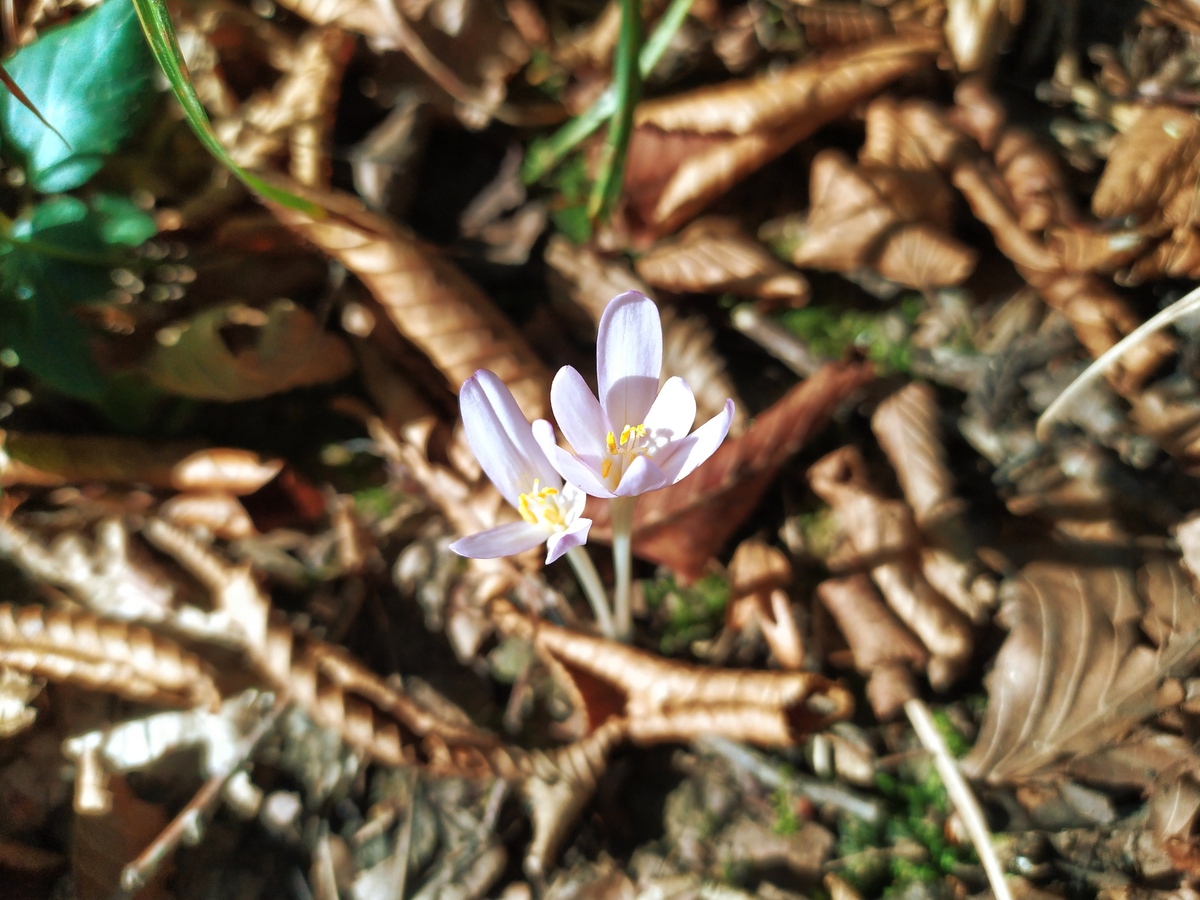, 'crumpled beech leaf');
1091,106,1200,283
725,538,805,669
768,149,976,289
623,33,940,236
0,667,39,737
808,446,974,689
0,603,220,711
634,217,810,303
963,559,1200,783
587,361,876,580
818,575,926,720
489,598,853,745
141,299,355,401
268,179,554,421
0,432,281,495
